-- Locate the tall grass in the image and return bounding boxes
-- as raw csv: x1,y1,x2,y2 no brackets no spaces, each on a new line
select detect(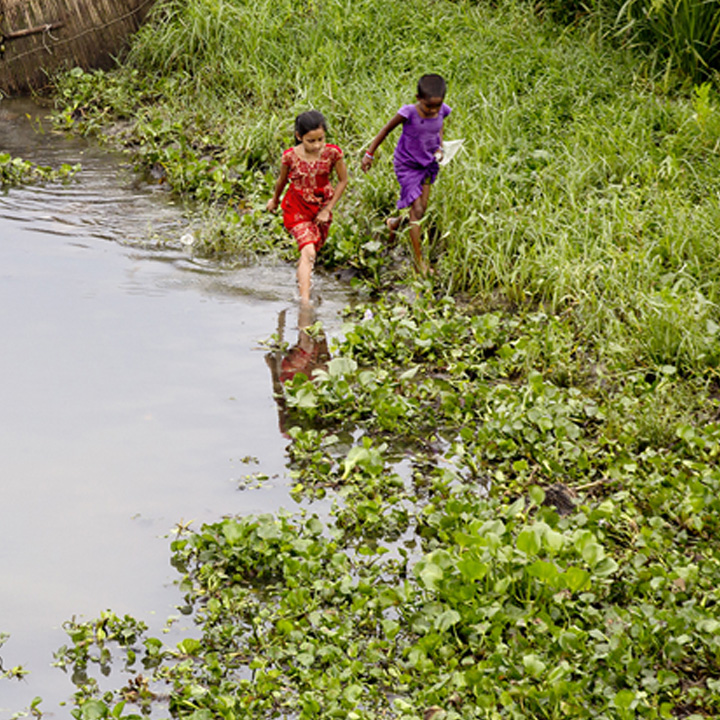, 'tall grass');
51,0,720,374
614,0,720,83
538,0,720,84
